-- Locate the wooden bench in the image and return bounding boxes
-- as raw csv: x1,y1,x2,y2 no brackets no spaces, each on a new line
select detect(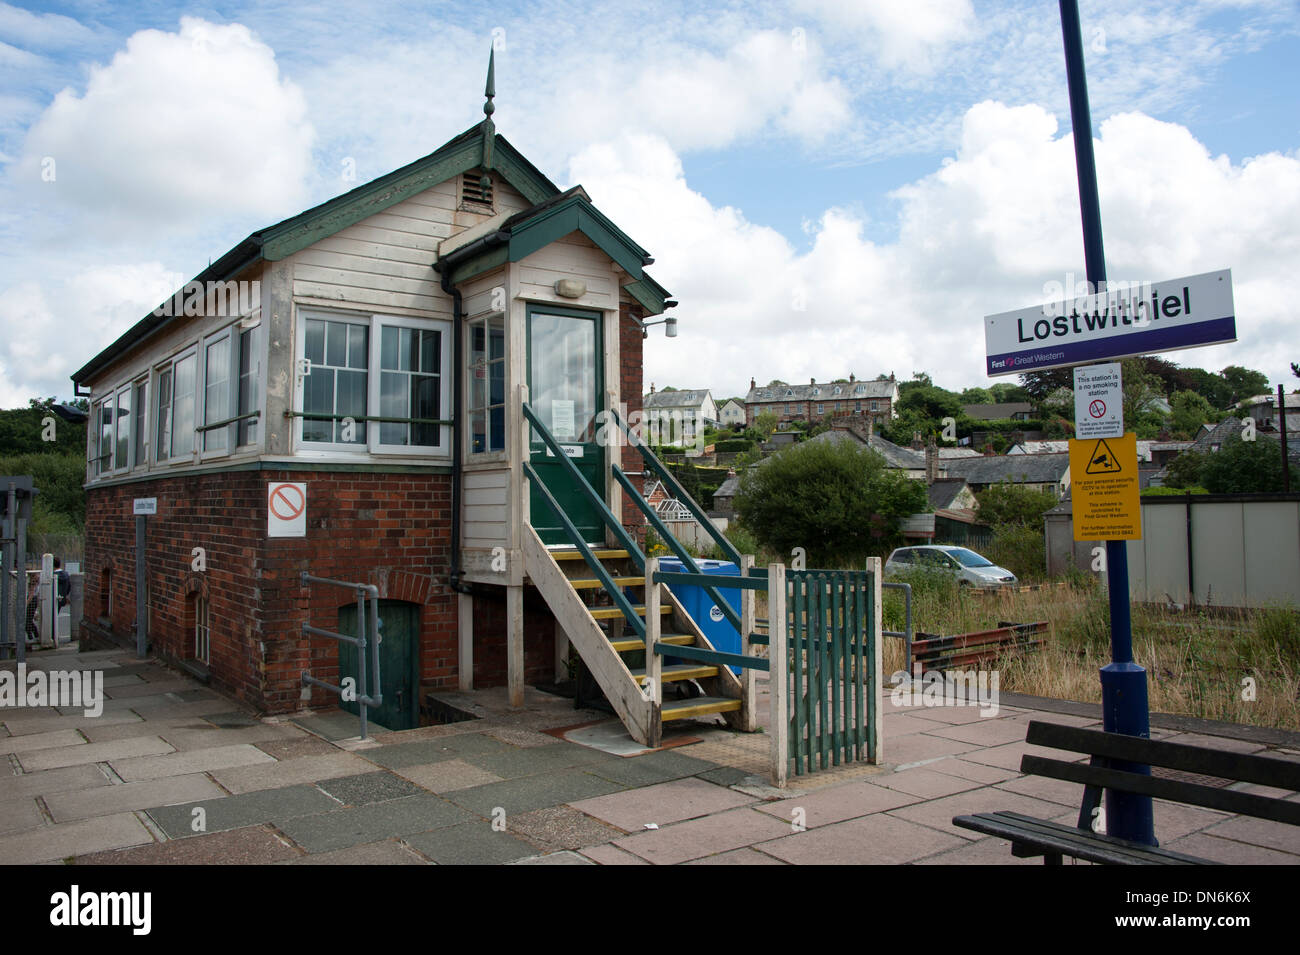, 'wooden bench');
953,719,1300,864
910,621,1046,673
